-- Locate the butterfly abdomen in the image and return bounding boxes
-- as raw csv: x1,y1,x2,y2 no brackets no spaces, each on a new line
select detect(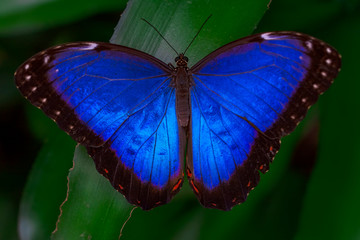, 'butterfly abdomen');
175,66,191,127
